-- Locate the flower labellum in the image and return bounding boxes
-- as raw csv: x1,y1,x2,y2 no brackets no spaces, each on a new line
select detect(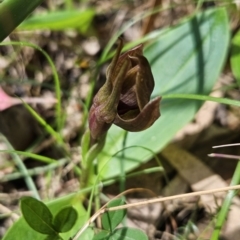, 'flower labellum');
89,39,161,142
